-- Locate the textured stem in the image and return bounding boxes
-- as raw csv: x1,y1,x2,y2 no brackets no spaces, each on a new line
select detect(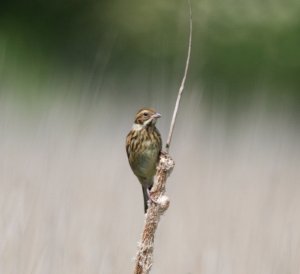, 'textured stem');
133,154,175,274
